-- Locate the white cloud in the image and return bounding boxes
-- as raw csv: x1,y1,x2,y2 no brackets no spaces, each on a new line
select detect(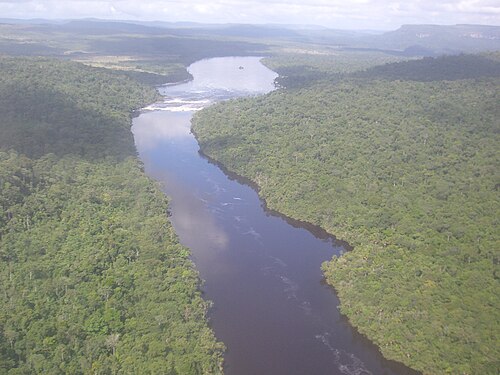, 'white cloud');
0,0,498,29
